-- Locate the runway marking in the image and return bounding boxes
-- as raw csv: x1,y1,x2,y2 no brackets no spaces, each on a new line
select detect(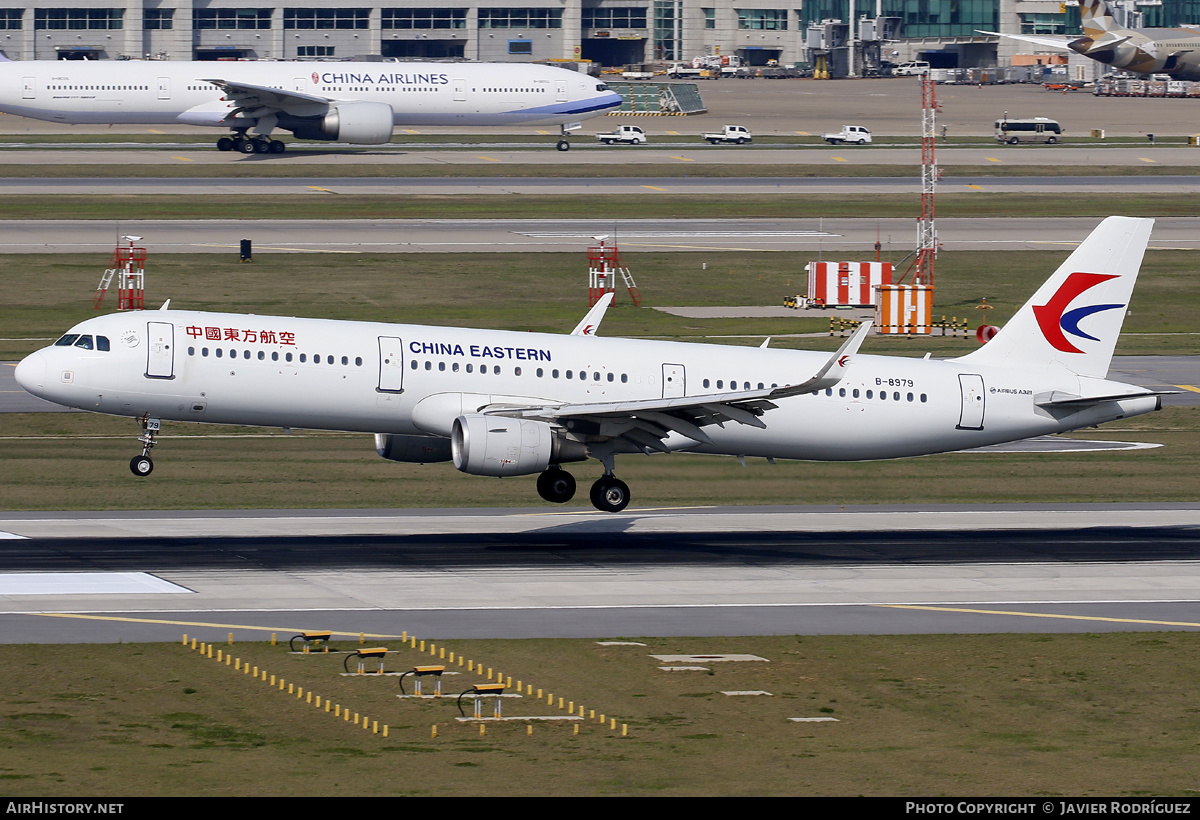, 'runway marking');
832,157,847,162
518,505,717,517
967,184,984,190
879,604,1200,629
171,156,193,162
147,130,165,134
401,129,419,134
535,130,550,135
1176,384,1200,393
193,244,360,254
795,131,811,136
667,130,679,135
986,157,1002,163
642,185,668,191
477,156,501,162
32,612,407,639
670,156,694,162
1139,157,1157,163
306,186,337,194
